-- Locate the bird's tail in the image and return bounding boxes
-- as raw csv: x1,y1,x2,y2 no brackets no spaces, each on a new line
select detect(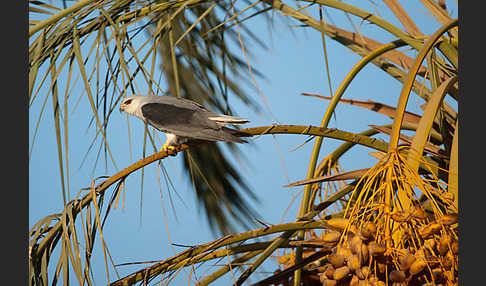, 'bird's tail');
209,115,249,126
